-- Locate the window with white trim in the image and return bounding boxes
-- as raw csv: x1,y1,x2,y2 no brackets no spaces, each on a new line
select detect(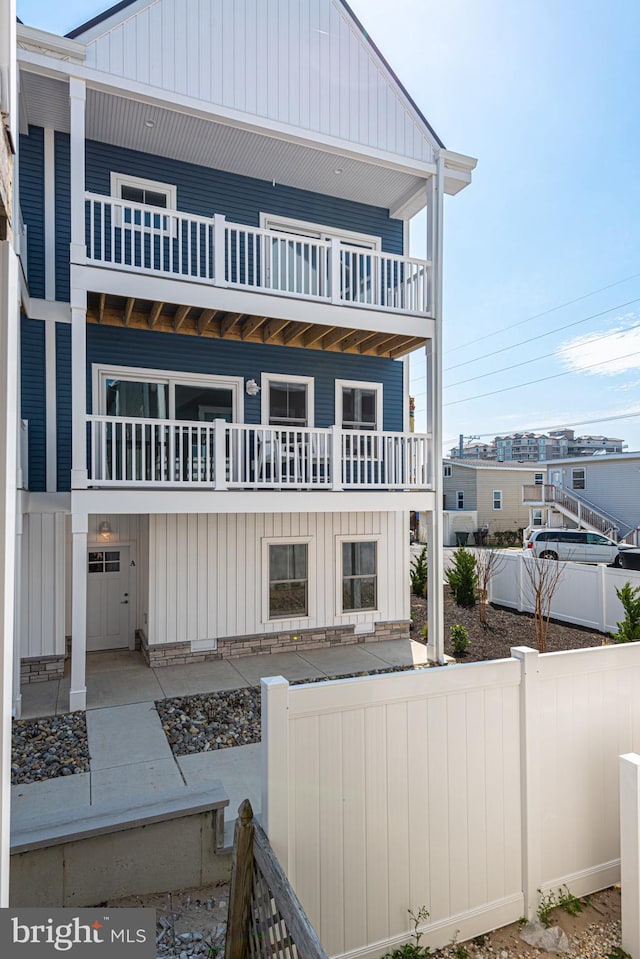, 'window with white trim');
572,468,586,490
259,214,381,250
94,365,244,422
443,464,452,478
335,380,382,431
456,491,464,509
342,541,377,612
493,490,502,510
261,374,314,427
534,472,544,486
110,173,177,210
268,543,308,619
532,509,544,527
